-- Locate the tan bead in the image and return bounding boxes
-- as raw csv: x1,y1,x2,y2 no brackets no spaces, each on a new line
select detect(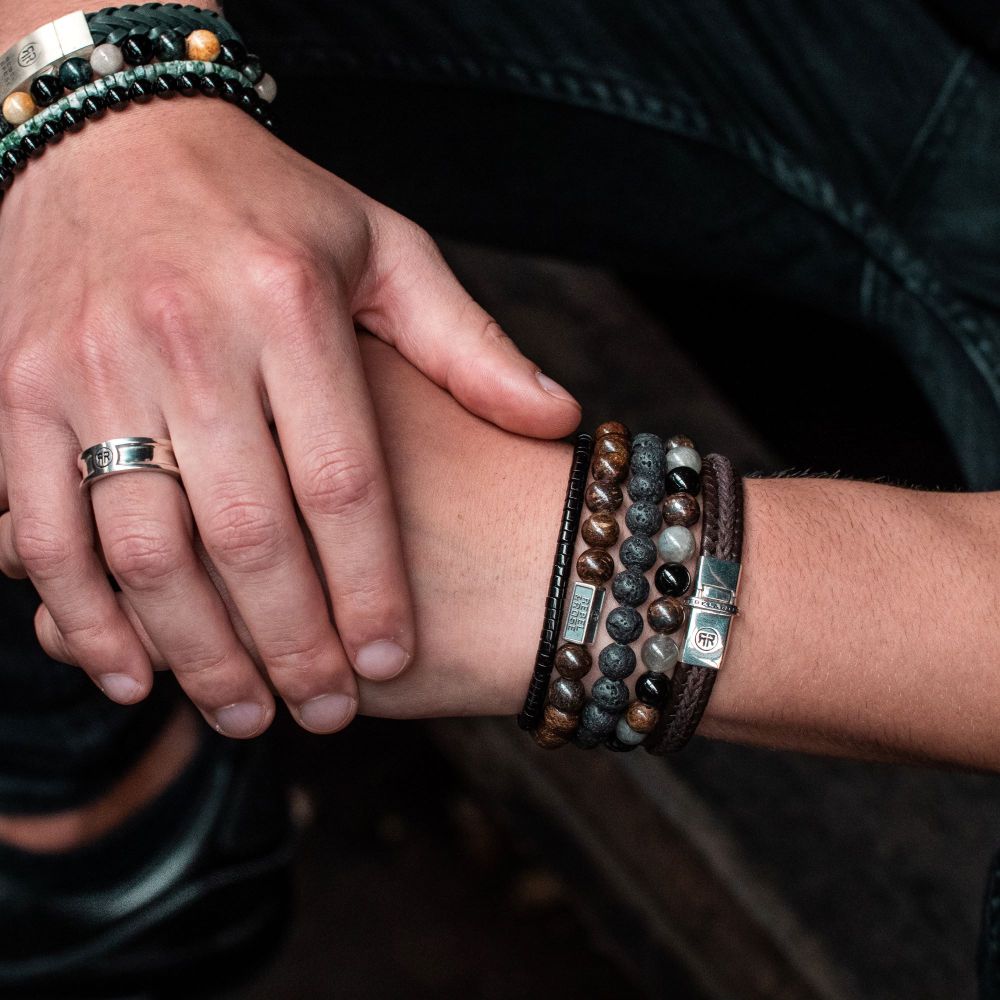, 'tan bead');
581,512,619,548
591,448,628,484
543,704,579,736
596,420,629,440
626,700,660,733
577,547,614,585
532,724,567,749
186,29,221,61
3,91,36,125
